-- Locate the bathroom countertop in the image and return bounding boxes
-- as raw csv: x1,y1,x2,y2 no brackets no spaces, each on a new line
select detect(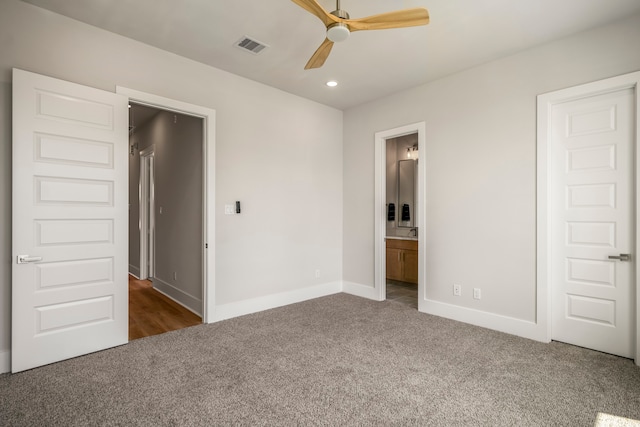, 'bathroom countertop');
385,236,418,241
